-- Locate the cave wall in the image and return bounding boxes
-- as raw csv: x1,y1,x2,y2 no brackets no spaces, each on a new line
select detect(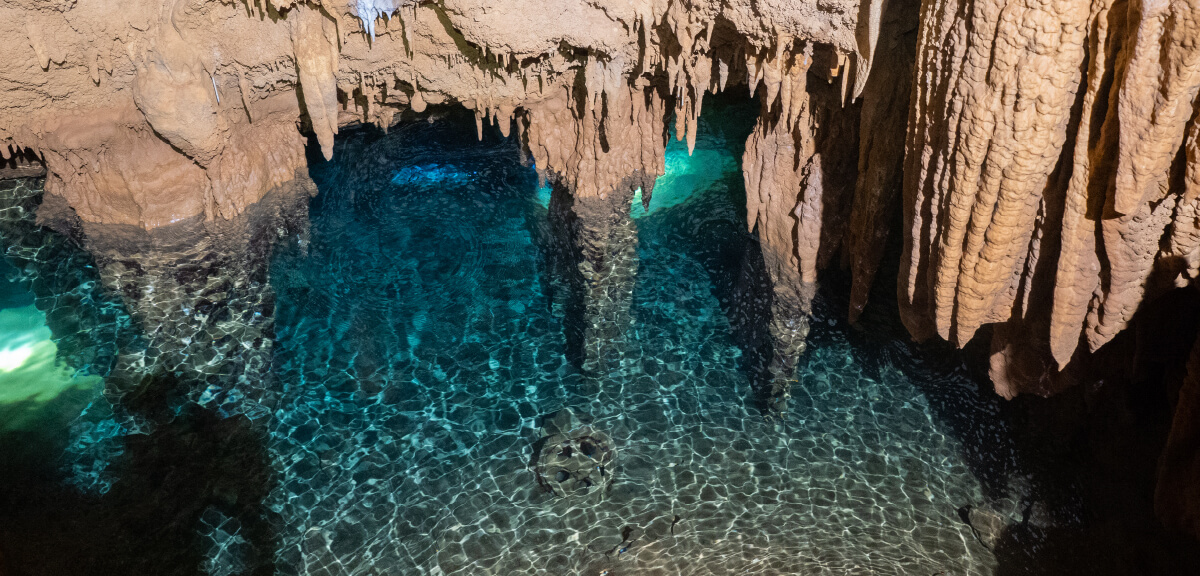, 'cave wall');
901,0,1200,400
0,0,860,223
2,0,1200,540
